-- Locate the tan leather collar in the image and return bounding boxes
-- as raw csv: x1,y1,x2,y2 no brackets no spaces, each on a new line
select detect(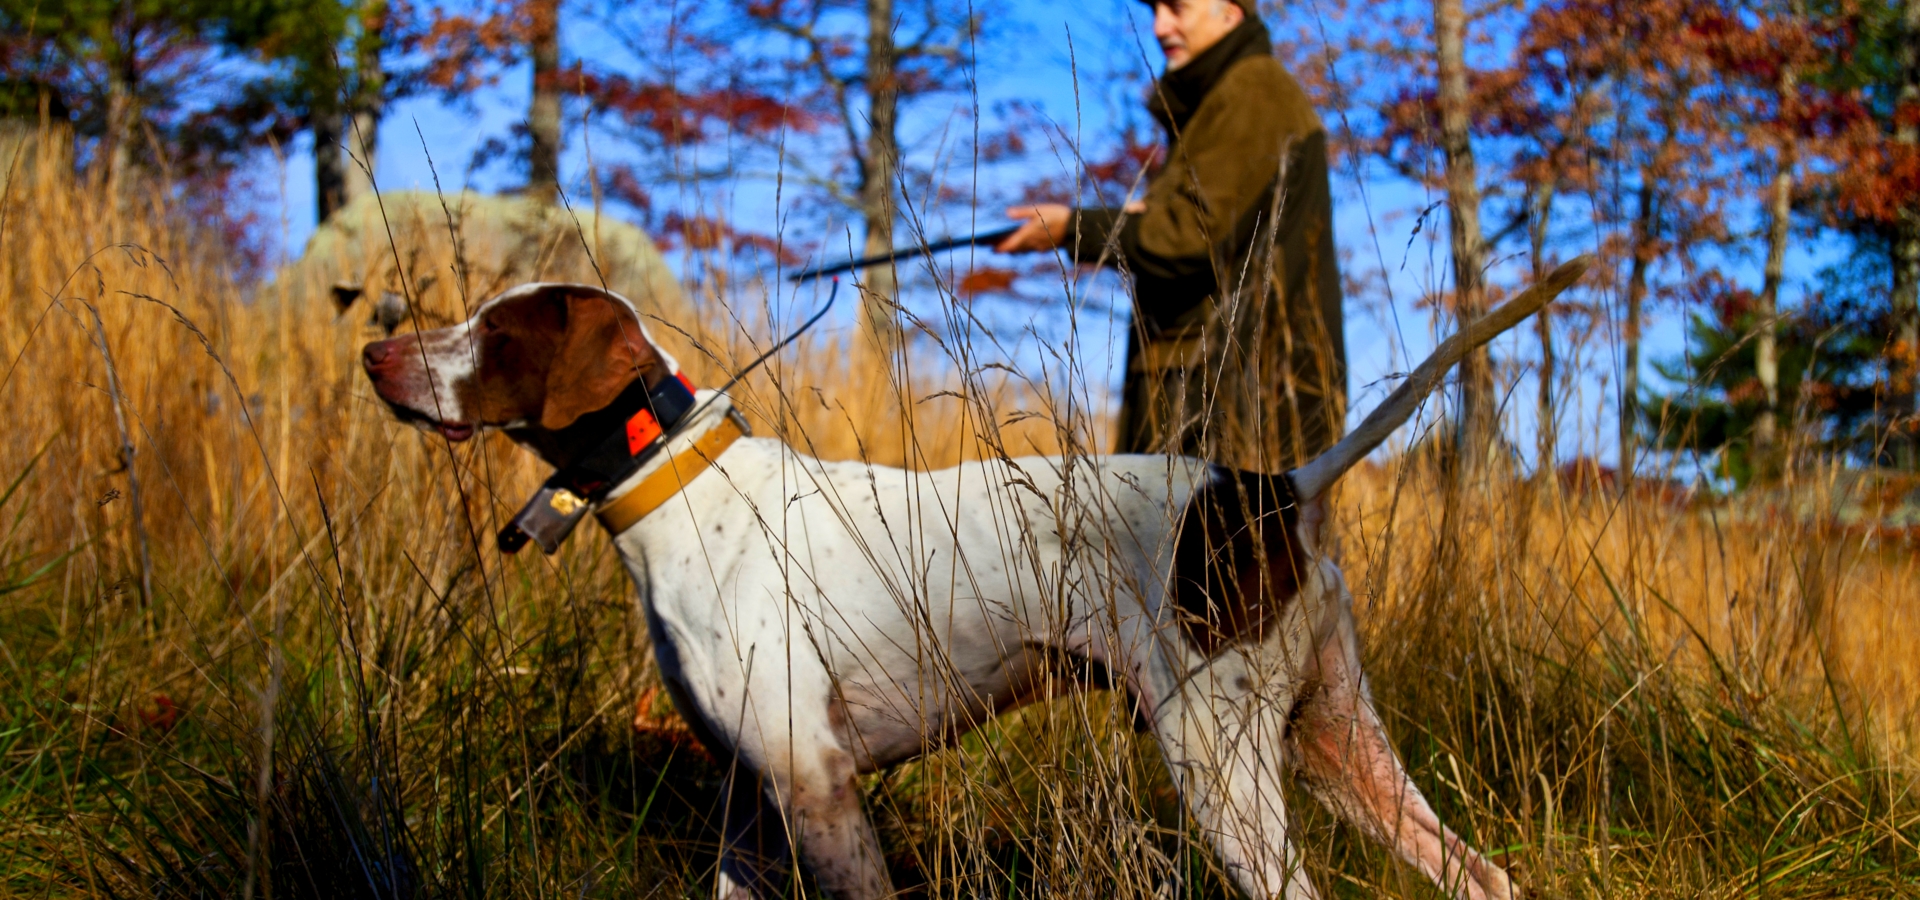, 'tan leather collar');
595,411,746,534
